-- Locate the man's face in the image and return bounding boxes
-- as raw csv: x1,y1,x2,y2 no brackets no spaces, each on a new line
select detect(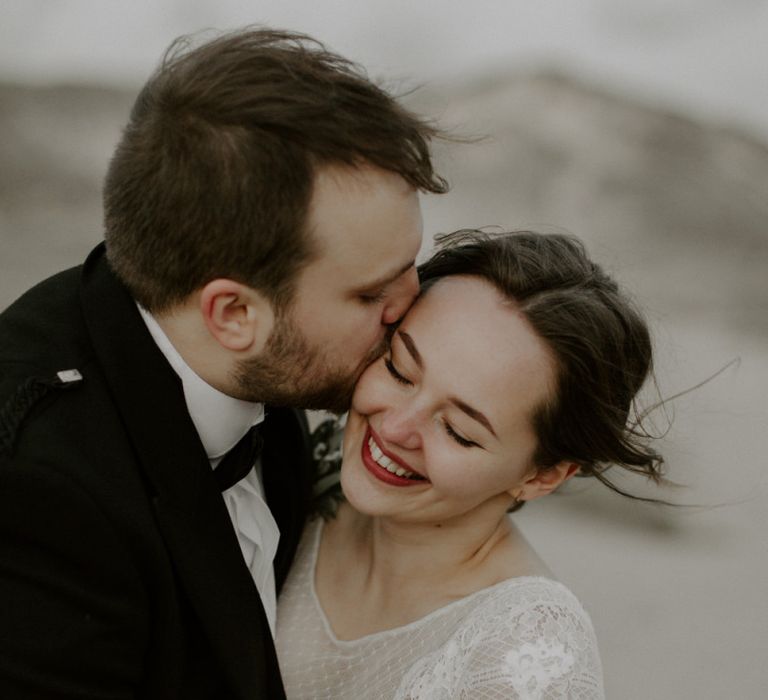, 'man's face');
235,163,423,412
